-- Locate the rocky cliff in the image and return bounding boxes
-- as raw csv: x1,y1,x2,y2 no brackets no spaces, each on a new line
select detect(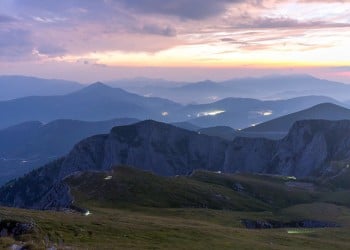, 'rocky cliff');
1,119,350,209
273,119,350,176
